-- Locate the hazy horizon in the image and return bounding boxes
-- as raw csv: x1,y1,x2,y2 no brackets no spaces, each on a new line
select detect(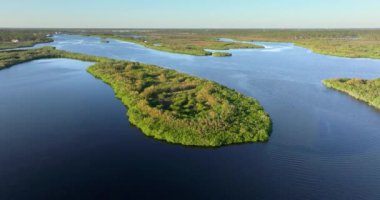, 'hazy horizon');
0,27,380,30
1,0,380,29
